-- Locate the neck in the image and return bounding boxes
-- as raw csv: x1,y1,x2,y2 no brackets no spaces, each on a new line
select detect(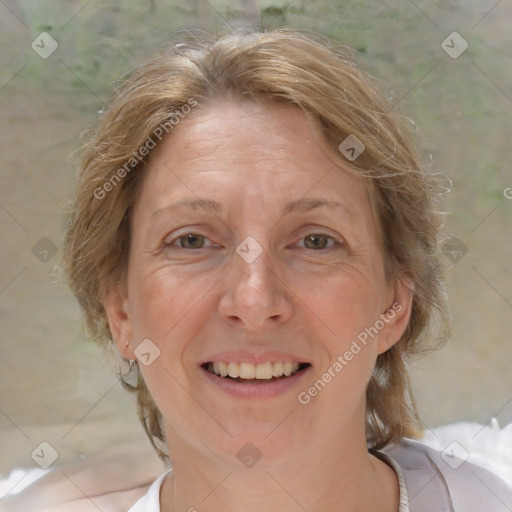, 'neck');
160,430,399,512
